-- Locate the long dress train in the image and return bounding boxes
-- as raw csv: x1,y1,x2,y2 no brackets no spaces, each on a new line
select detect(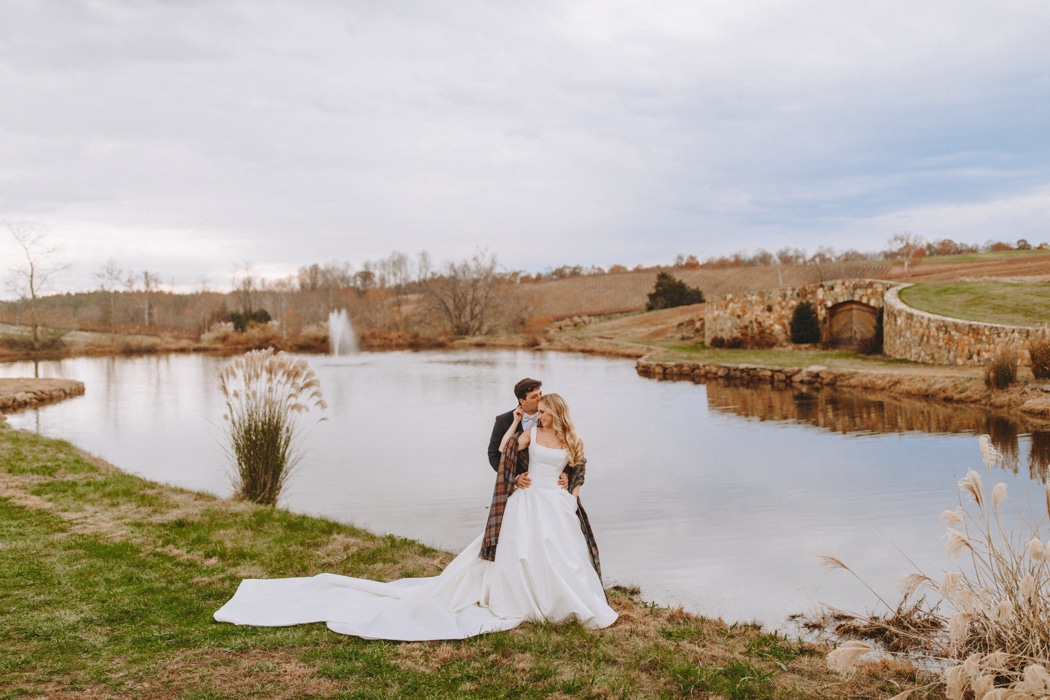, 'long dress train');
213,428,618,640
